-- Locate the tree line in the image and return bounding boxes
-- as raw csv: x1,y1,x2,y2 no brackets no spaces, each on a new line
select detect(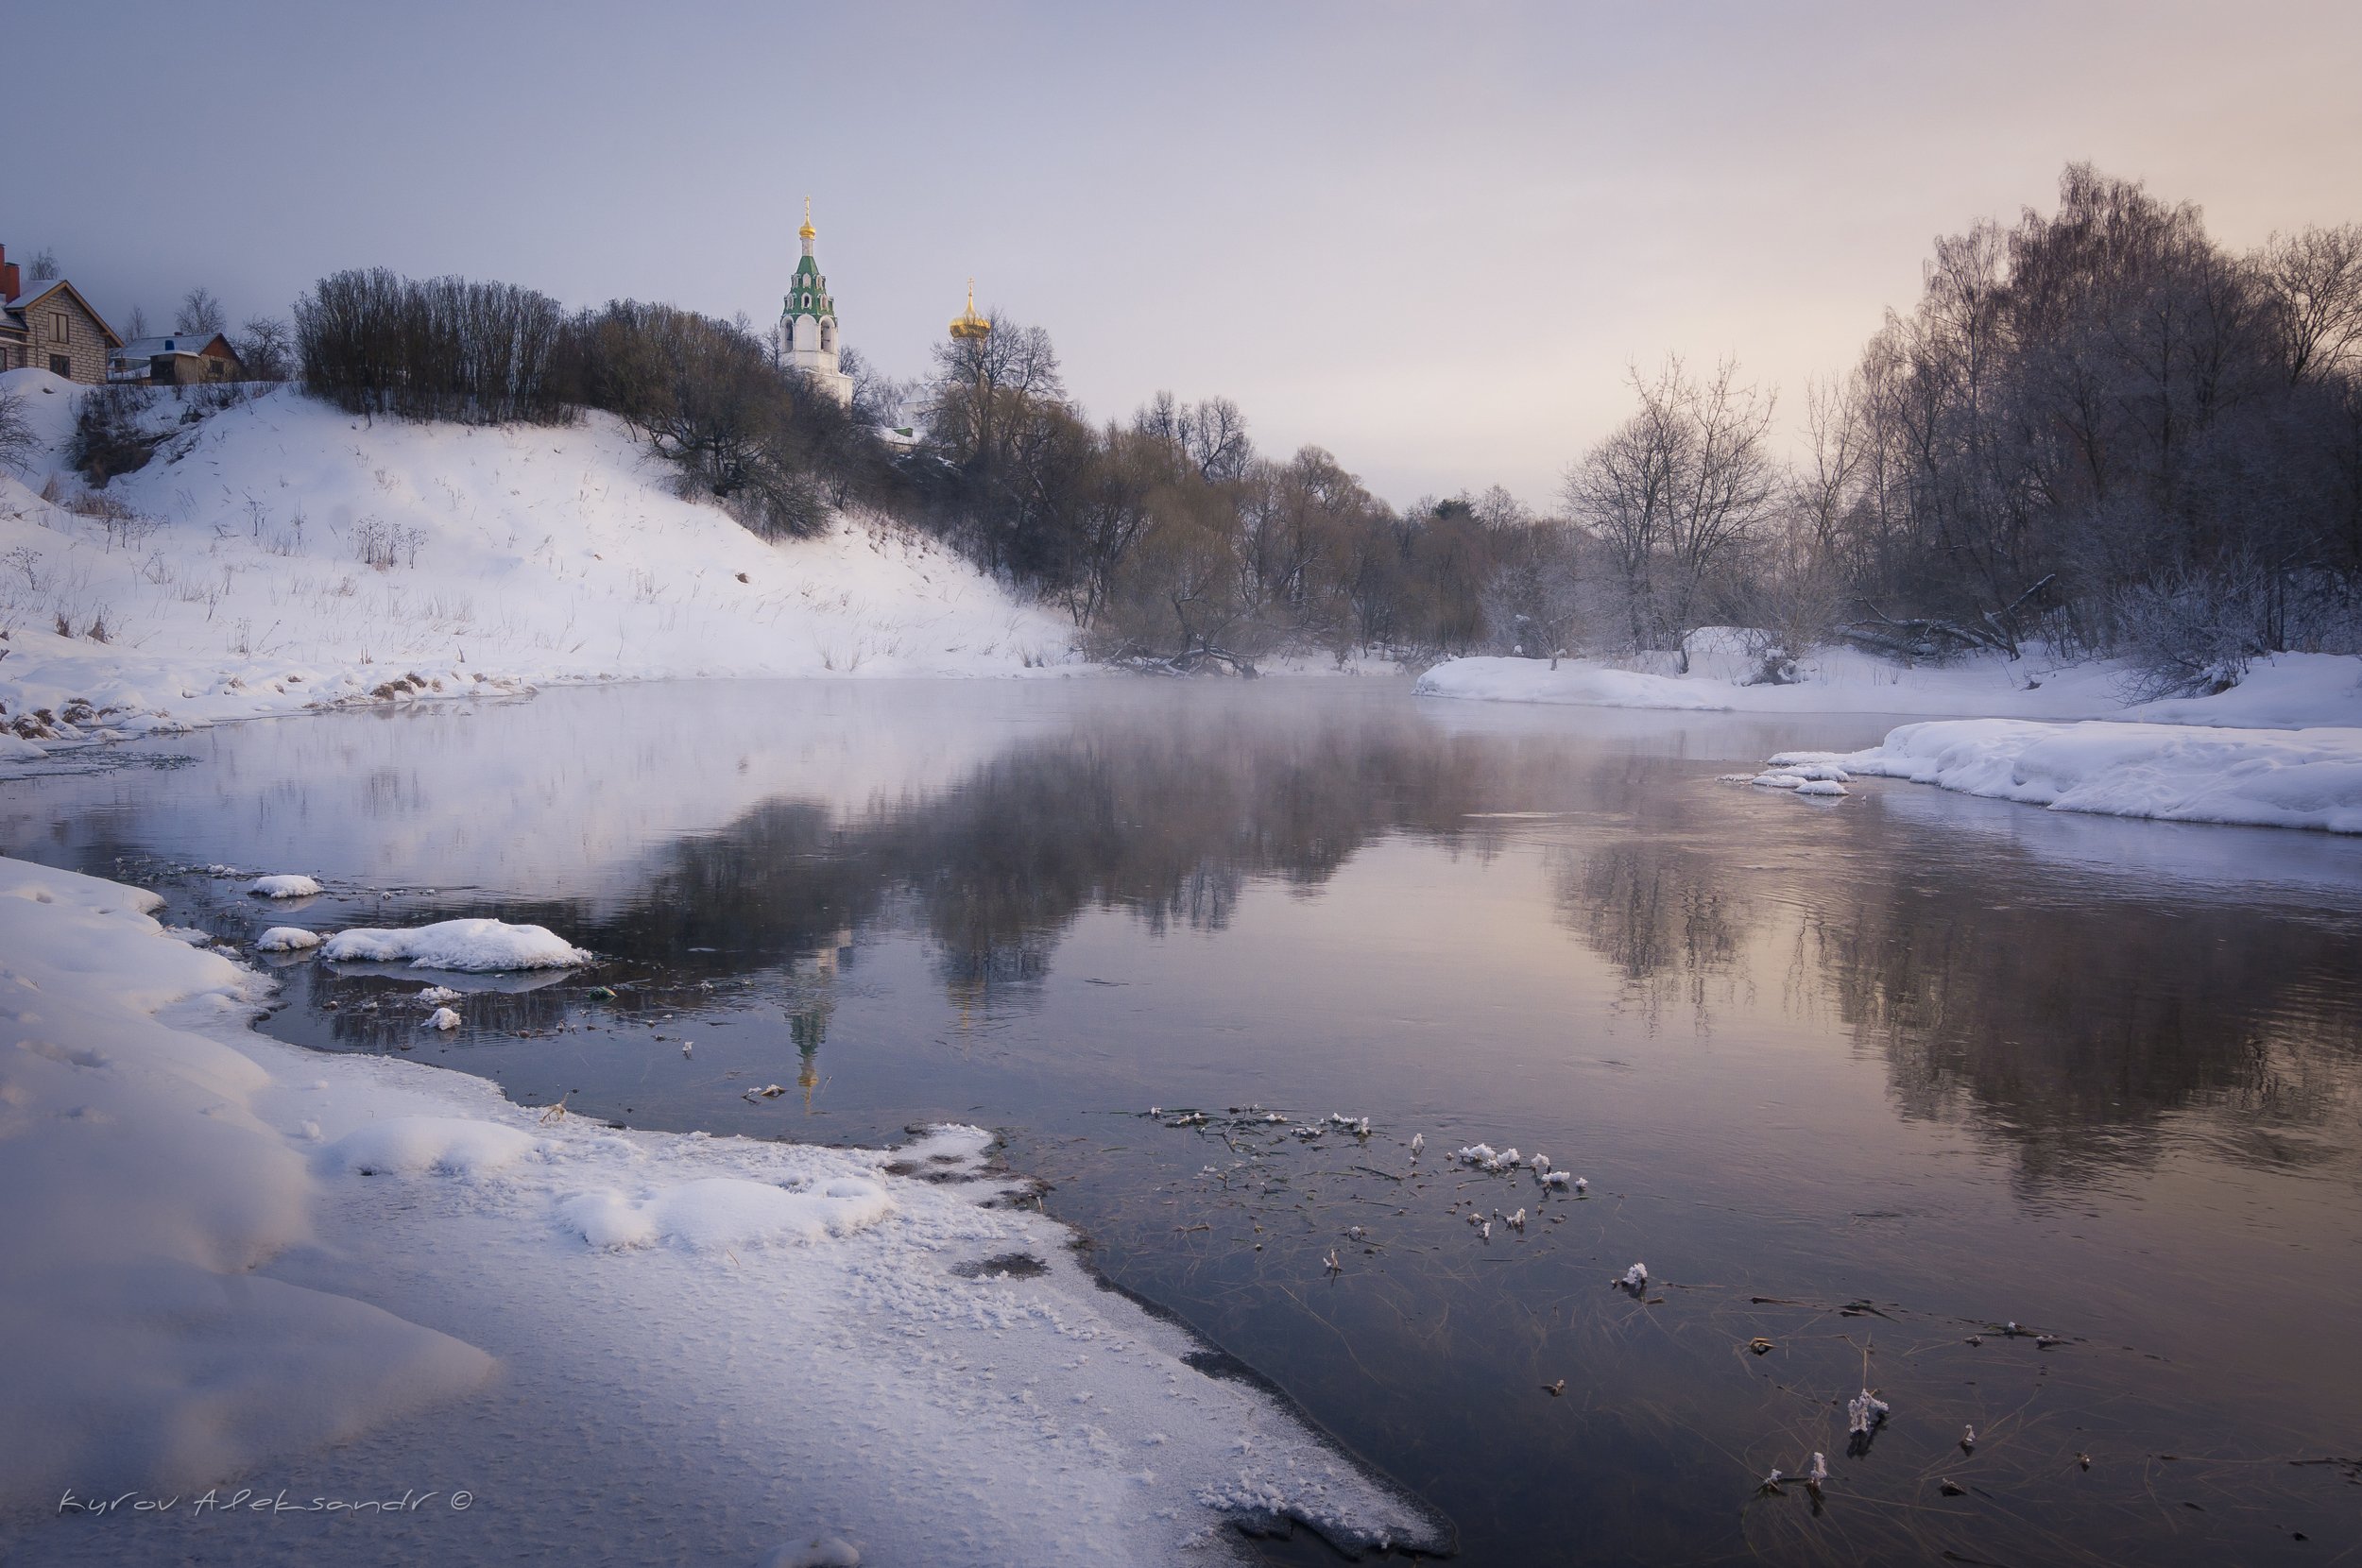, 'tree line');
267,163,2359,690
